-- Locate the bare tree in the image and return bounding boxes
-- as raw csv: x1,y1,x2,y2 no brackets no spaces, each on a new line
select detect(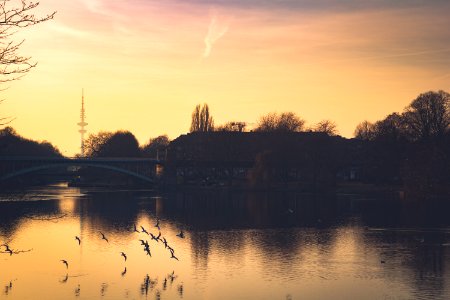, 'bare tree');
1,1,55,126
84,131,113,157
314,120,338,136
215,121,247,132
0,0,56,82
142,134,170,158
0,99,14,125
403,90,450,140
354,120,375,141
190,103,214,132
255,112,305,132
